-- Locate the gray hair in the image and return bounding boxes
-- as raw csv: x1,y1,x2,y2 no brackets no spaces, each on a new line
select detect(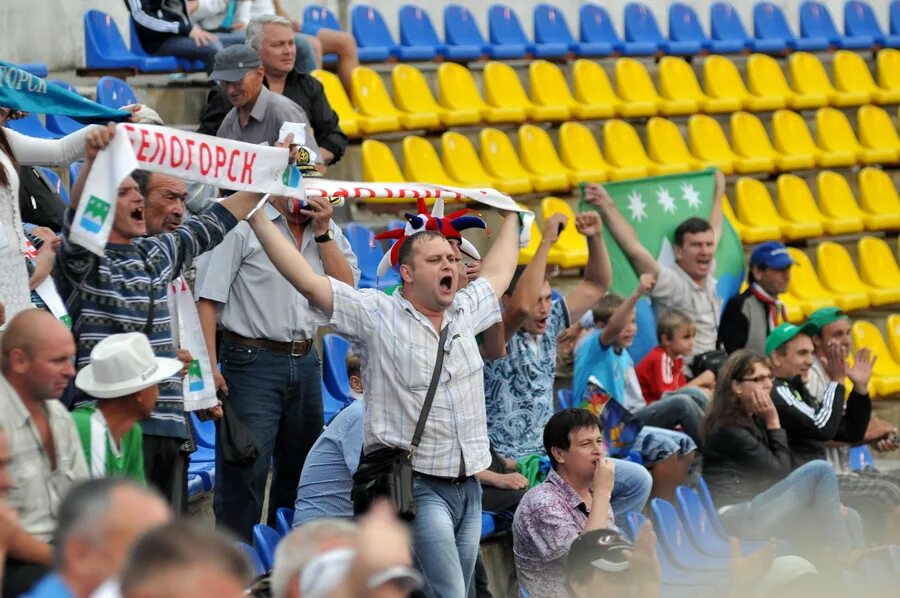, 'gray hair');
270,518,357,598
246,14,295,50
